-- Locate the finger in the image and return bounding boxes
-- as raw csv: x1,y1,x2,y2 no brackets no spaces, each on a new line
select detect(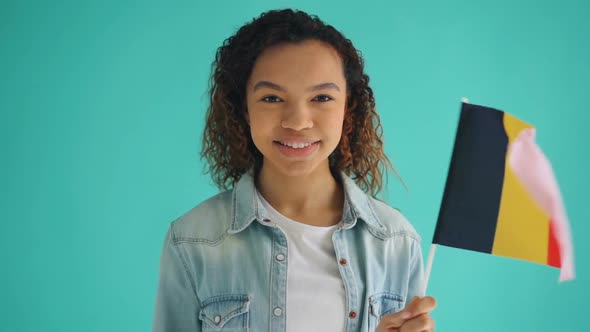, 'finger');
405,296,437,317
399,313,435,332
380,299,417,328
380,310,413,328
401,296,420,316
381,296,437,329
